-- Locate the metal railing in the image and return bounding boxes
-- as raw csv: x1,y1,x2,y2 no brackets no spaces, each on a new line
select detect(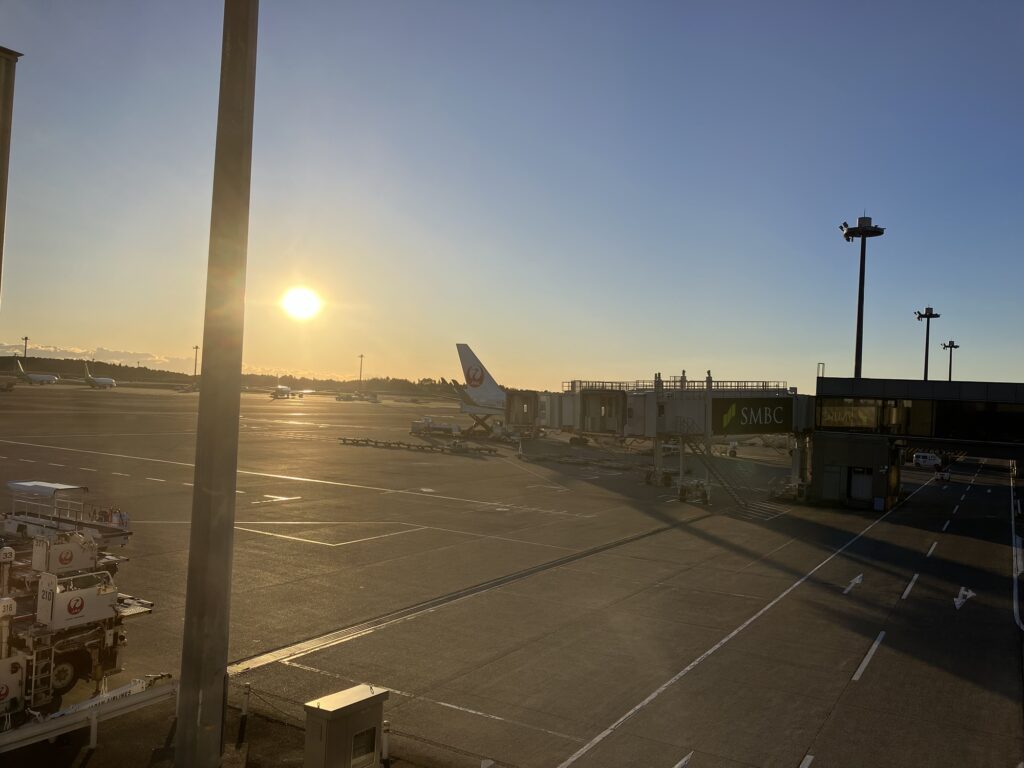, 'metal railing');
563,378,788,393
